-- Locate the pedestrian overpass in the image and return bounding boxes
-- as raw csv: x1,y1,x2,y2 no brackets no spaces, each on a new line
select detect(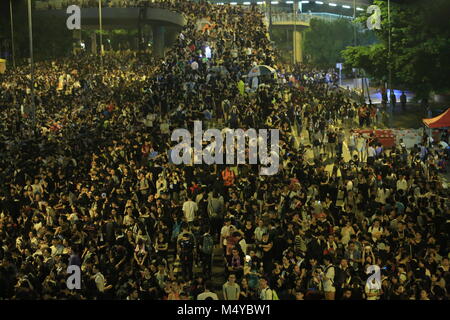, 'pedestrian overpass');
267,12,353,63
34,5,187,57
